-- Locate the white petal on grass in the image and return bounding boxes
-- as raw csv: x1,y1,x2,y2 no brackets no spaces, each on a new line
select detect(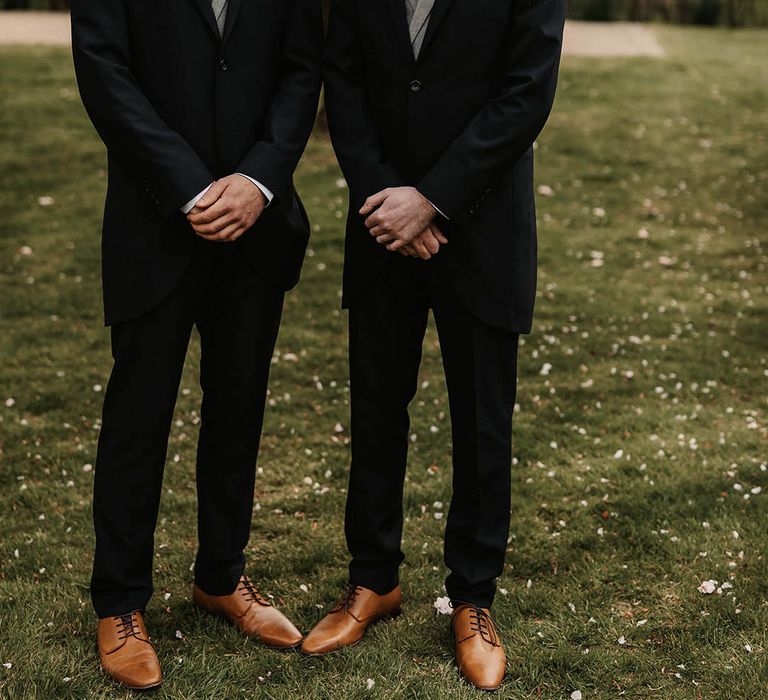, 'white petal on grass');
571,692,583,700
366,679,375,690
698,580,718,594
434,596,453,616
